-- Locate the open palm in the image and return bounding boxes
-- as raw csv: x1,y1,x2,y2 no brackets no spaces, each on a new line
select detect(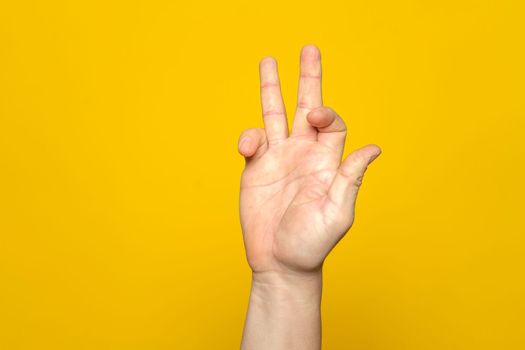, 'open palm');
238,45,381,274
